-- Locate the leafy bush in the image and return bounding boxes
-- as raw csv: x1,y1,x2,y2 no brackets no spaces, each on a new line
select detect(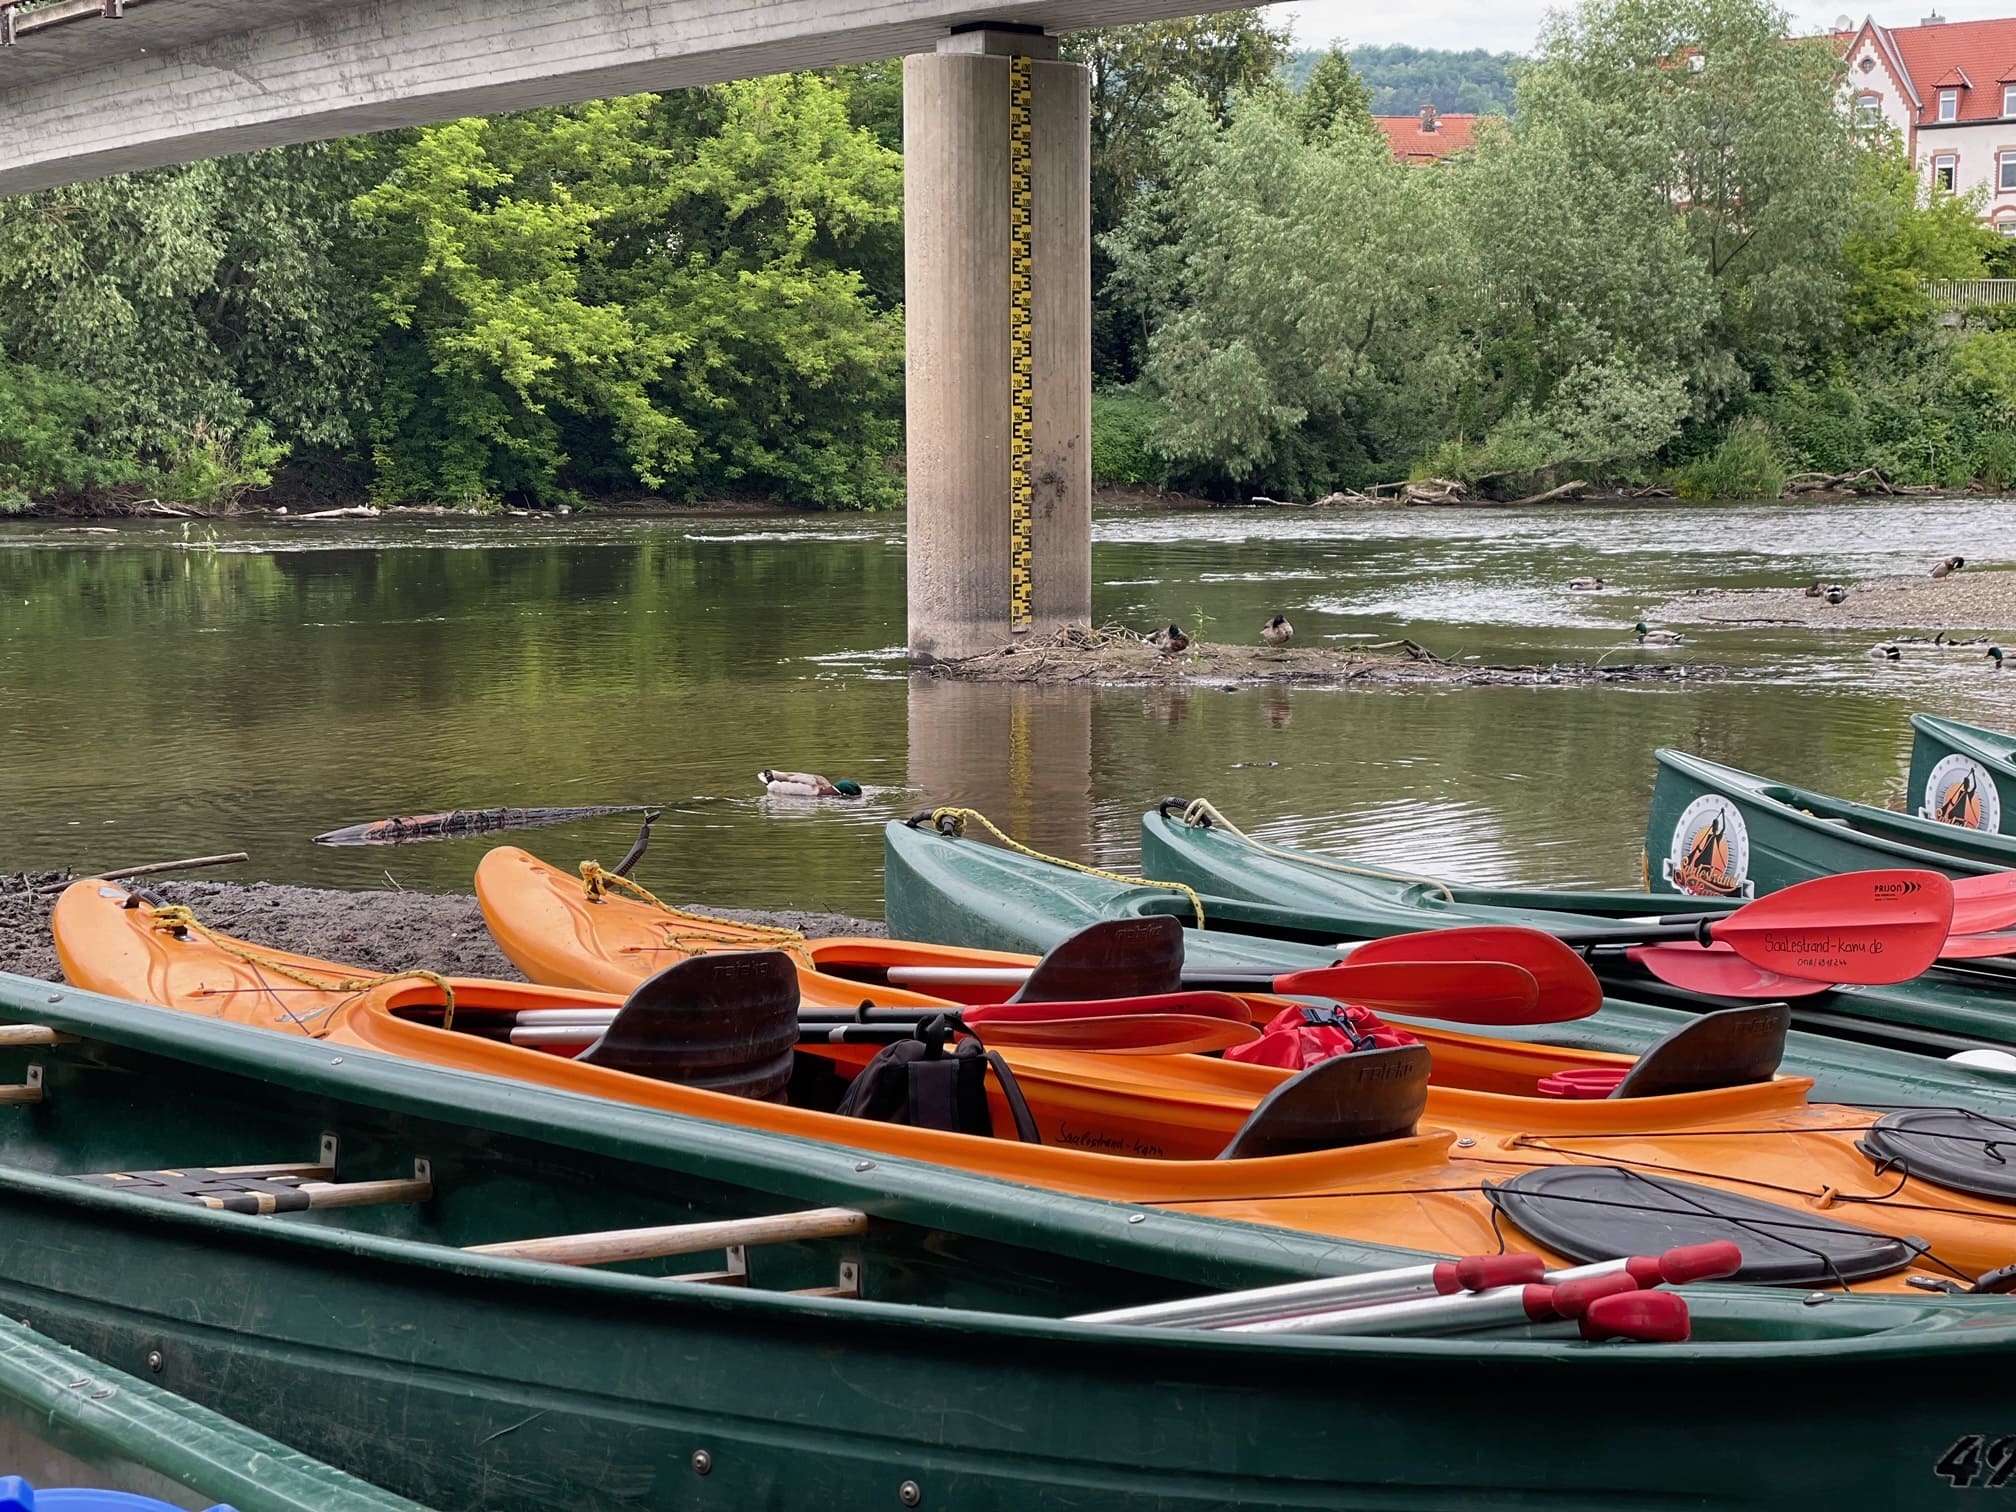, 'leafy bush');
1675,421,1786,500
158,420,288,510
1091,390,1169,486
1975,428,2016,492
0,362,138,512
